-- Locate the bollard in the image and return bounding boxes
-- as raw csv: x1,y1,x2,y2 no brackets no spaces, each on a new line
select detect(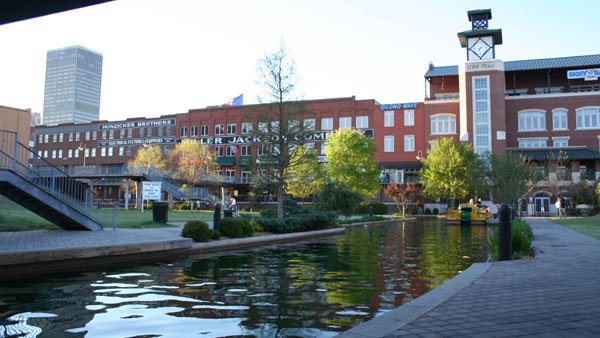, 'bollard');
213,203,221,232
498,203,512,261
368,205,373,217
